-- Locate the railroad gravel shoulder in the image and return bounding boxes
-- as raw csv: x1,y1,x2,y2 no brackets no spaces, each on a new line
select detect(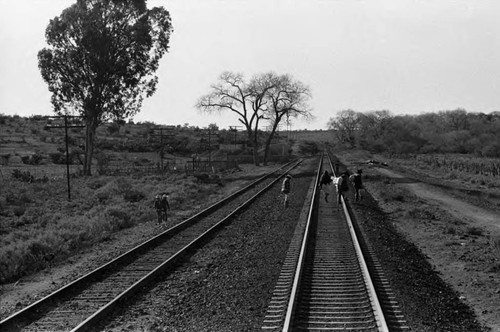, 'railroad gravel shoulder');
337,151,495,331
98,160,317,331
